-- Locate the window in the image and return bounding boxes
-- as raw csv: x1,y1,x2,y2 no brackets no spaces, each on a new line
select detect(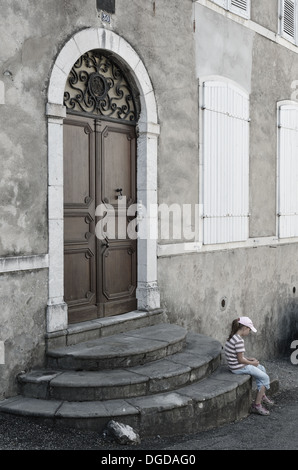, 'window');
277,103,298,238
202,80,250,244
280,0,297,43
212,0,250,19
